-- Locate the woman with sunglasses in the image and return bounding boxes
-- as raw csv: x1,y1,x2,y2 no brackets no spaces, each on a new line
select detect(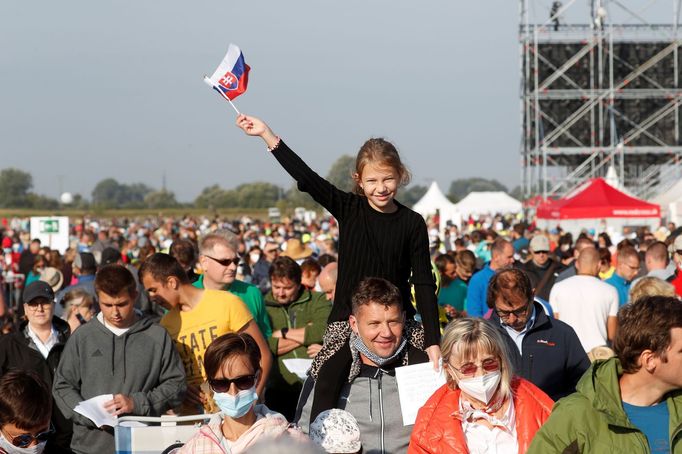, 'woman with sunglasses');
179,333,301,454
0,370,54,454
409,318,553,454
